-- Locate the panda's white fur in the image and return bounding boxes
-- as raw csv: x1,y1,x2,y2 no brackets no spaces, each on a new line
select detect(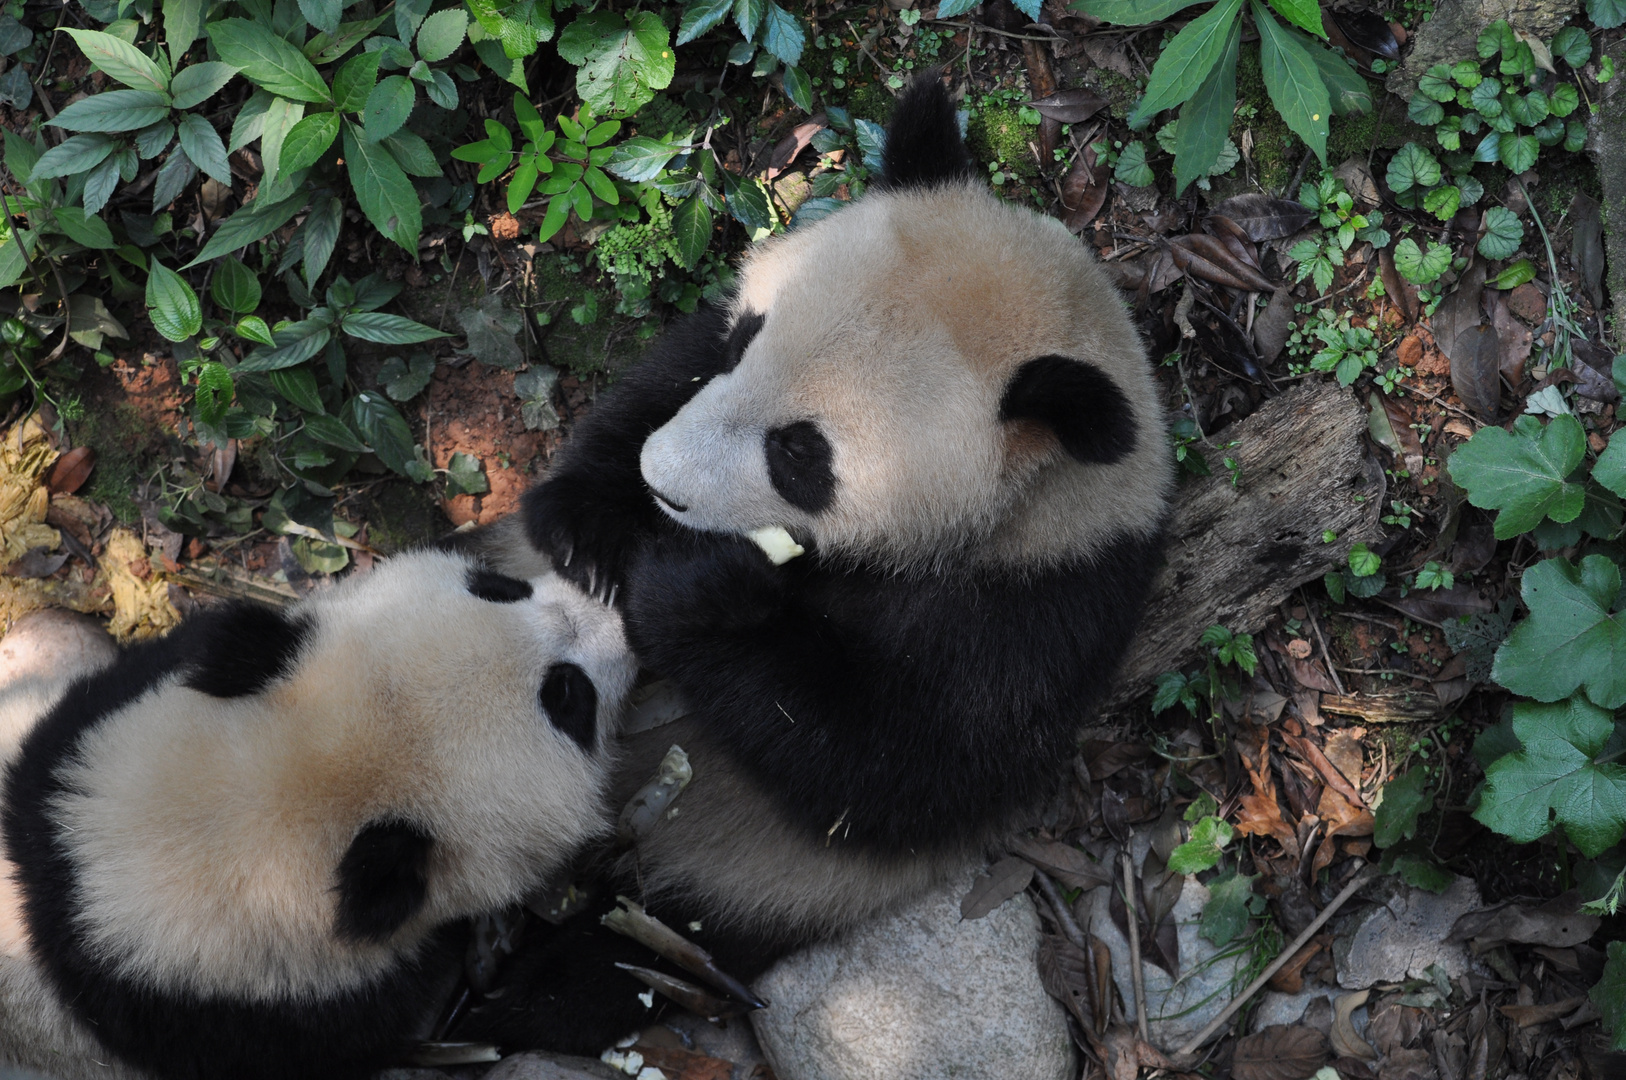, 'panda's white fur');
643,180,1171,572
1,550,636,1080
